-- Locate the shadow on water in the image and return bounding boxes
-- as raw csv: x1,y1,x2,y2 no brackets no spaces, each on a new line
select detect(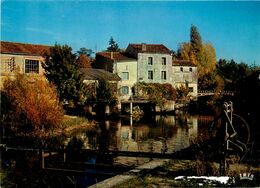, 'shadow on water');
1,114,213,187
